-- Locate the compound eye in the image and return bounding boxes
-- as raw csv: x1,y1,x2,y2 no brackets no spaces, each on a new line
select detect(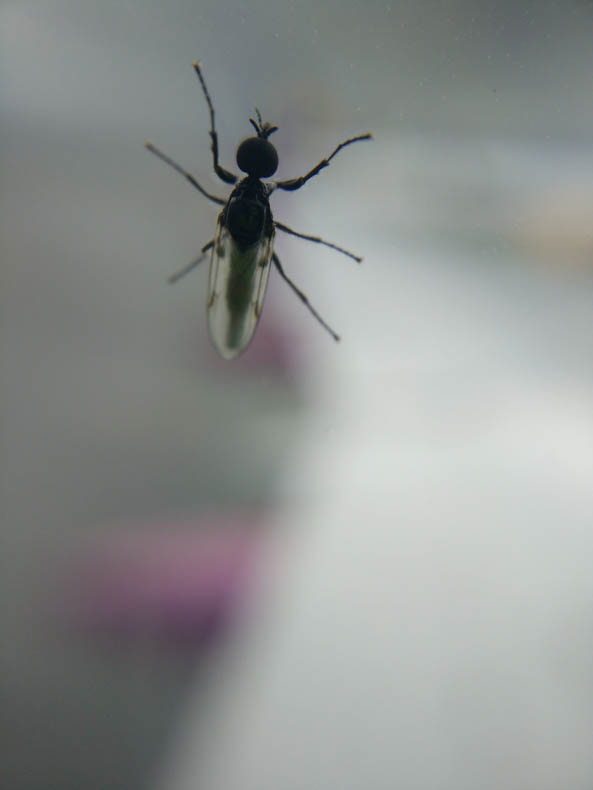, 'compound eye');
236,137,278,178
